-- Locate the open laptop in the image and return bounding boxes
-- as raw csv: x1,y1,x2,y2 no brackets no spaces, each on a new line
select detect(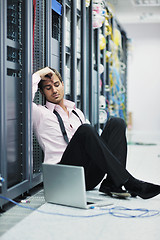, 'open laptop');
42,163,113,209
